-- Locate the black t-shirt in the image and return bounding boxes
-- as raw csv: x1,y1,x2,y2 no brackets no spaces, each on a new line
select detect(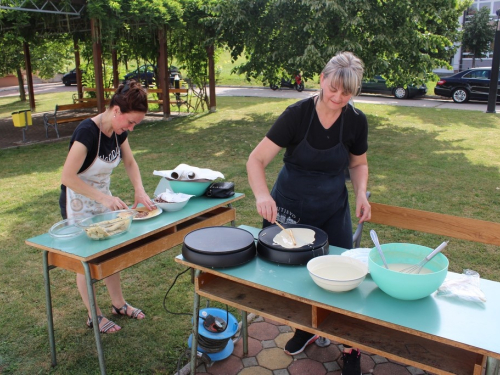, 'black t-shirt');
60,118,128,201
266,97,368,157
